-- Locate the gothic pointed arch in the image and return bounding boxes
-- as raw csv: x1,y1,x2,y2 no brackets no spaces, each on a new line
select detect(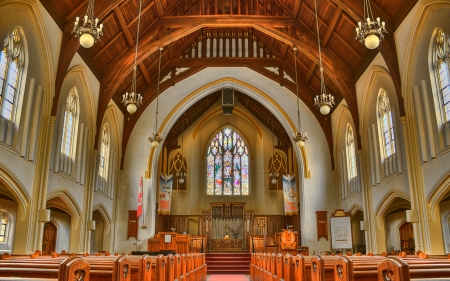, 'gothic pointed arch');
46,189,81,229
0,164,30,221
92,203,111,234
